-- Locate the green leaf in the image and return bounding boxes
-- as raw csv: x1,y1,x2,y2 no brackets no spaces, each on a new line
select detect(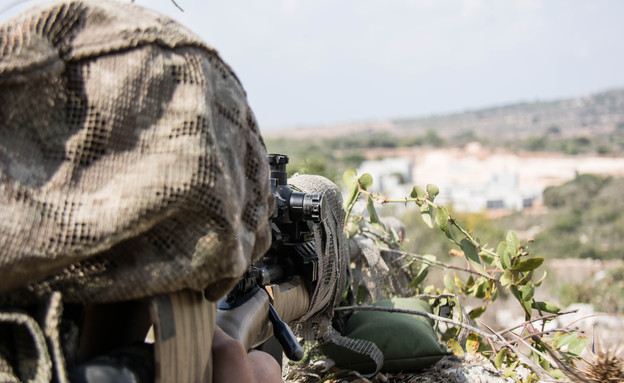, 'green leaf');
503,361,519,378
409,268,429,289
509,285,522,302
468,306,486,320
409,255,434,289
512,258,544,272
447,338,464,357
422,253,437,265
436,206,453,239
466,333,480,354
516,270,533,285
556,333,578,348
366,195,380,224
426,184,439,201
473,278,488,298
343,168,357,189
358,173,373,191
465,275,475,287
479,251,495,265
342,168,359,209
535,271,548,287
497,242,511,270
461,239,483,271
568,338,587,356
500,270,513,287
490,283,499,301
506,231,520,254
494,348,508,369
411,186,426,206
435,206,448,231
503,366,517,379
420,204,435,229
369,222,387,239
532,301,560,314
539,355,550,370
451,276,464,291
522,300,532,319
423,284,435,294
346,221,359,238
443,274,455,292
550,369,565,379
355,284,369,305
519,283,535,302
